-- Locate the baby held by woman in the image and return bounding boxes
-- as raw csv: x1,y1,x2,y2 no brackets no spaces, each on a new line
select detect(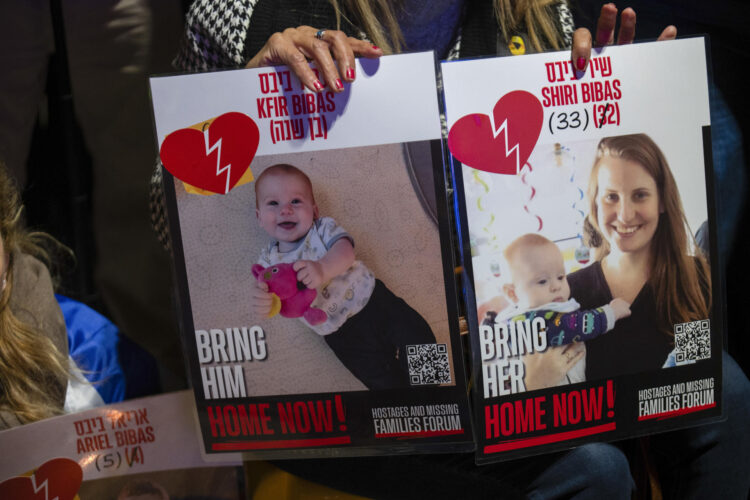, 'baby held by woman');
481,234,631,396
